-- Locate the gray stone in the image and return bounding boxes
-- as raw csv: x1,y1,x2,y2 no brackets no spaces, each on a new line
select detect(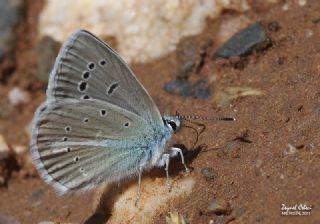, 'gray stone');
0,213,20,224
0,0,23,61
192,80,211,99
29,188,45,202
208,199,231,215
214,215,225,224
214,22,270,58
201,167,218,179
163,79,211,99
7,87,30,106
163,79,193,97
232,207,246,218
